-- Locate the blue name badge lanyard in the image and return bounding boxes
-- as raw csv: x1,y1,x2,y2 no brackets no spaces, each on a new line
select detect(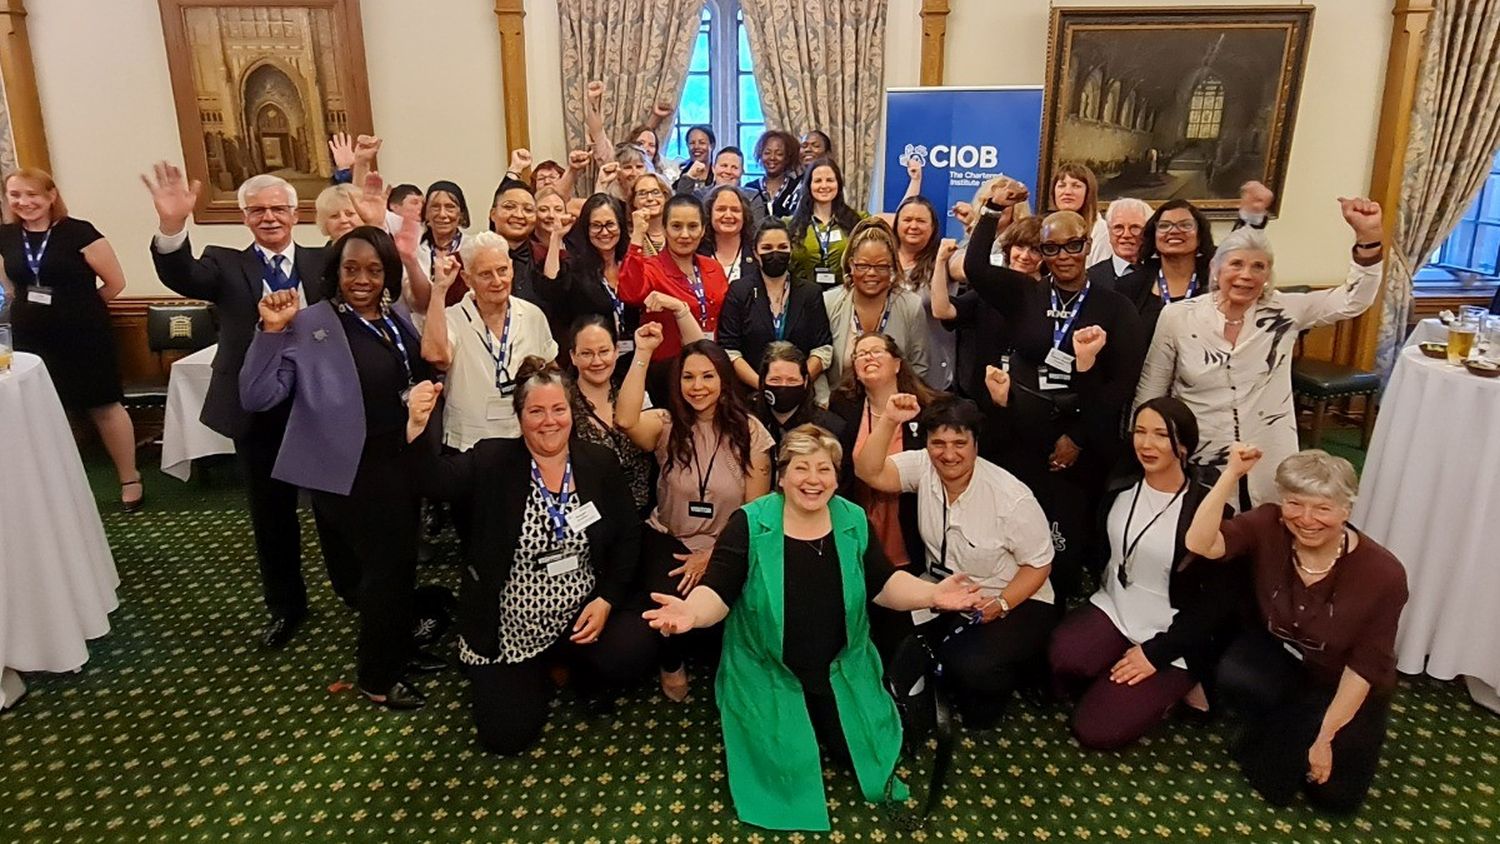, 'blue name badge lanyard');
1158,270,1197,305
853,293,894,337
468,303,514,392
346,305,414,385
21,226,52,283
687,264,710,325
1048,281,1090,350
256,248,300,292
530,458,573,544
601,274,625,335
770,281,790,340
